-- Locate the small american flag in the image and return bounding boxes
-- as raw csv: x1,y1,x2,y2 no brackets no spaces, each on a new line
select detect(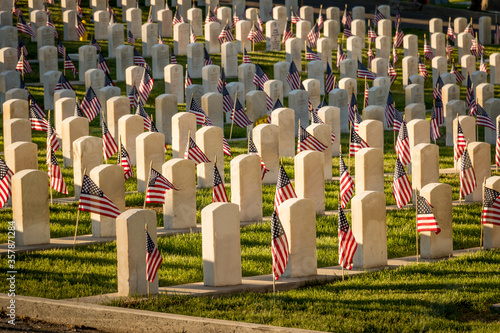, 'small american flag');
217,68,226,93
418,57,428,81
363,80,370,107
75,103,85,117
104,72,116,87
145,230,163,283
80,87,101,121
0,157,14,209
286,61,301,91
218,23,234,44
248,137,269,180
423,36,434,60
127,30,135,45
368,25,377,41
388,62,397,85
395,121,411,166
243,49,252,64
447,23,456,42
232,11,239,28
185,67,193,89
46,123,60,163
119,144,134,180
79,175,121,218
367,48,374,68
394,23,404,48
90,36,101,51
466,74,474,109
306,24,320,48
339,154,354,209
271,210,289,280
349,126,369,156
136,103,152,130
29,105,49,131
64,54,78,78
496,119,500,167
464,21,474,36
221,85,233,114
357,61,376,80
204,47,214,66
385,92,396,127
482,187,500,226
297,126,327,153
338,203,357,270
433,75,444,101
435,95,444,125
55,73,74,91
336,44,347,69
172,8,184,25
47,13,58,38
15,53,33,74
57,39,65,56
138,70,154,104
446,41,453,61
470,38,484,57
305,45,321,61
348,93,358,124
274,164,297,210
253,64,269,90
454,120,467,161
372,6,385,25
212,163,228,203
128,86,139,108
430,106,442,141
248,24,265,44
282,21,294,45
102,120,118,160
392,45,398,66
205,7,218,24
134,48,152,71
343,26,353,38
48,150,68,195
146,168,177,204
341,6,351,28
416,194,441,233
17,38,28,58
231,98,252,128
395,6,401,26
76,15,86,38
97,52,110,74
28,93,45,117
476,104,496,130
184,137,211,165
17,14,36,38
468,89,477,117
393,158,412,208
189,98,209,125
268,99,283,123
451,62,465,82
479,56,488,74
291,9,301,24
189,25,196,43
325,62,335,94
223,135,231,156
353,112,363,133
460,147,477,199
393,110,404,132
